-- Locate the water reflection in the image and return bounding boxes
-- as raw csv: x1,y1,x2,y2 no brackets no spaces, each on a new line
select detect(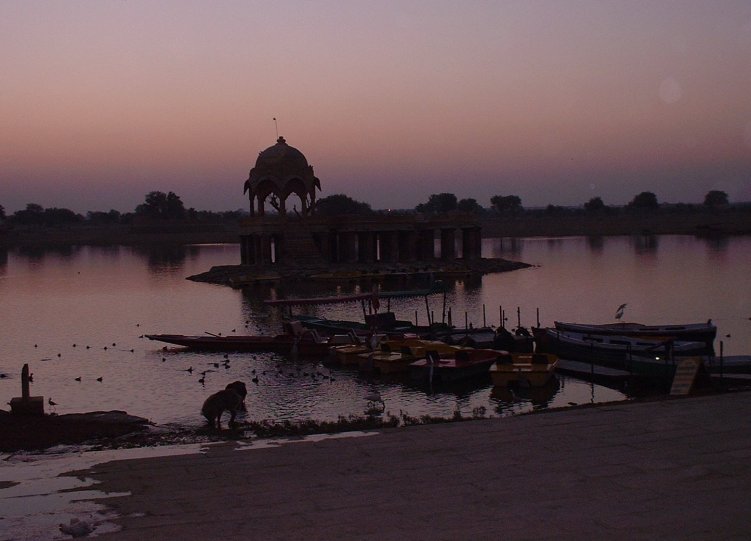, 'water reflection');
0,248,7,273
486,237,524,258
586,235,604,253
131,243,202,273
631,234,659,254
701,234,729,257
16,244,80,261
